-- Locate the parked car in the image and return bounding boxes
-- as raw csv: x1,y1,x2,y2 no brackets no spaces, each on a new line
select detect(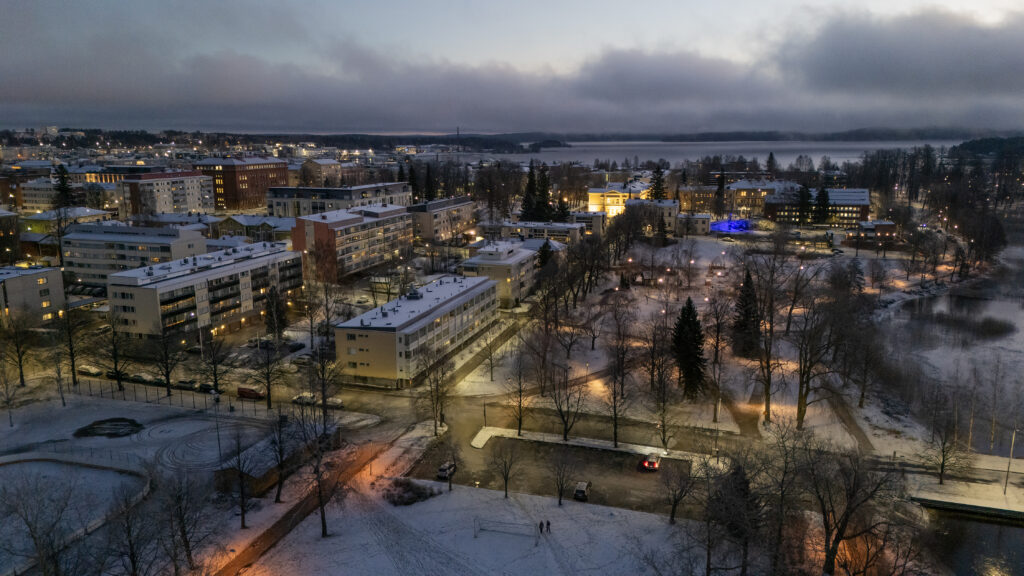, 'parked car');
106,369,127,380
185,345,202,355
287,341,305,352
721,236,735,243
437,461,457,480
638,454,661,472
573,481,592,502
237,386,266,400
174,379,197,391
197,382,216,394
292,353,311,366
354,296,370,305
76,365,103,377
291,392,317,405
129,373,158,385
325,396,345,410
